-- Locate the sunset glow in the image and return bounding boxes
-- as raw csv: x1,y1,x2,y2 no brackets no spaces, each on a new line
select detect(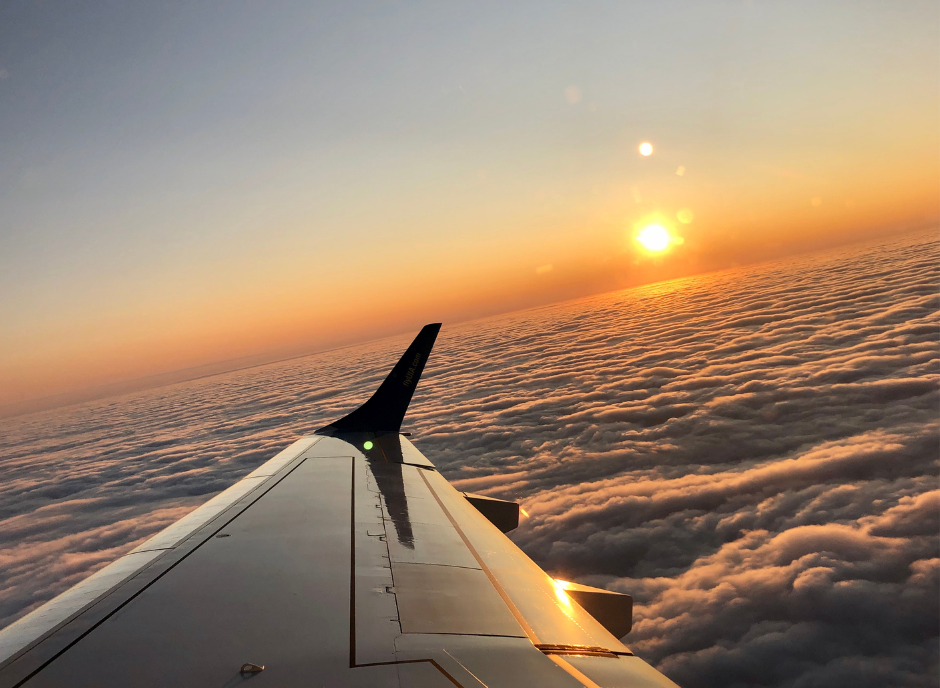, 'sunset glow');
636,224,671,252
0,2,936,415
